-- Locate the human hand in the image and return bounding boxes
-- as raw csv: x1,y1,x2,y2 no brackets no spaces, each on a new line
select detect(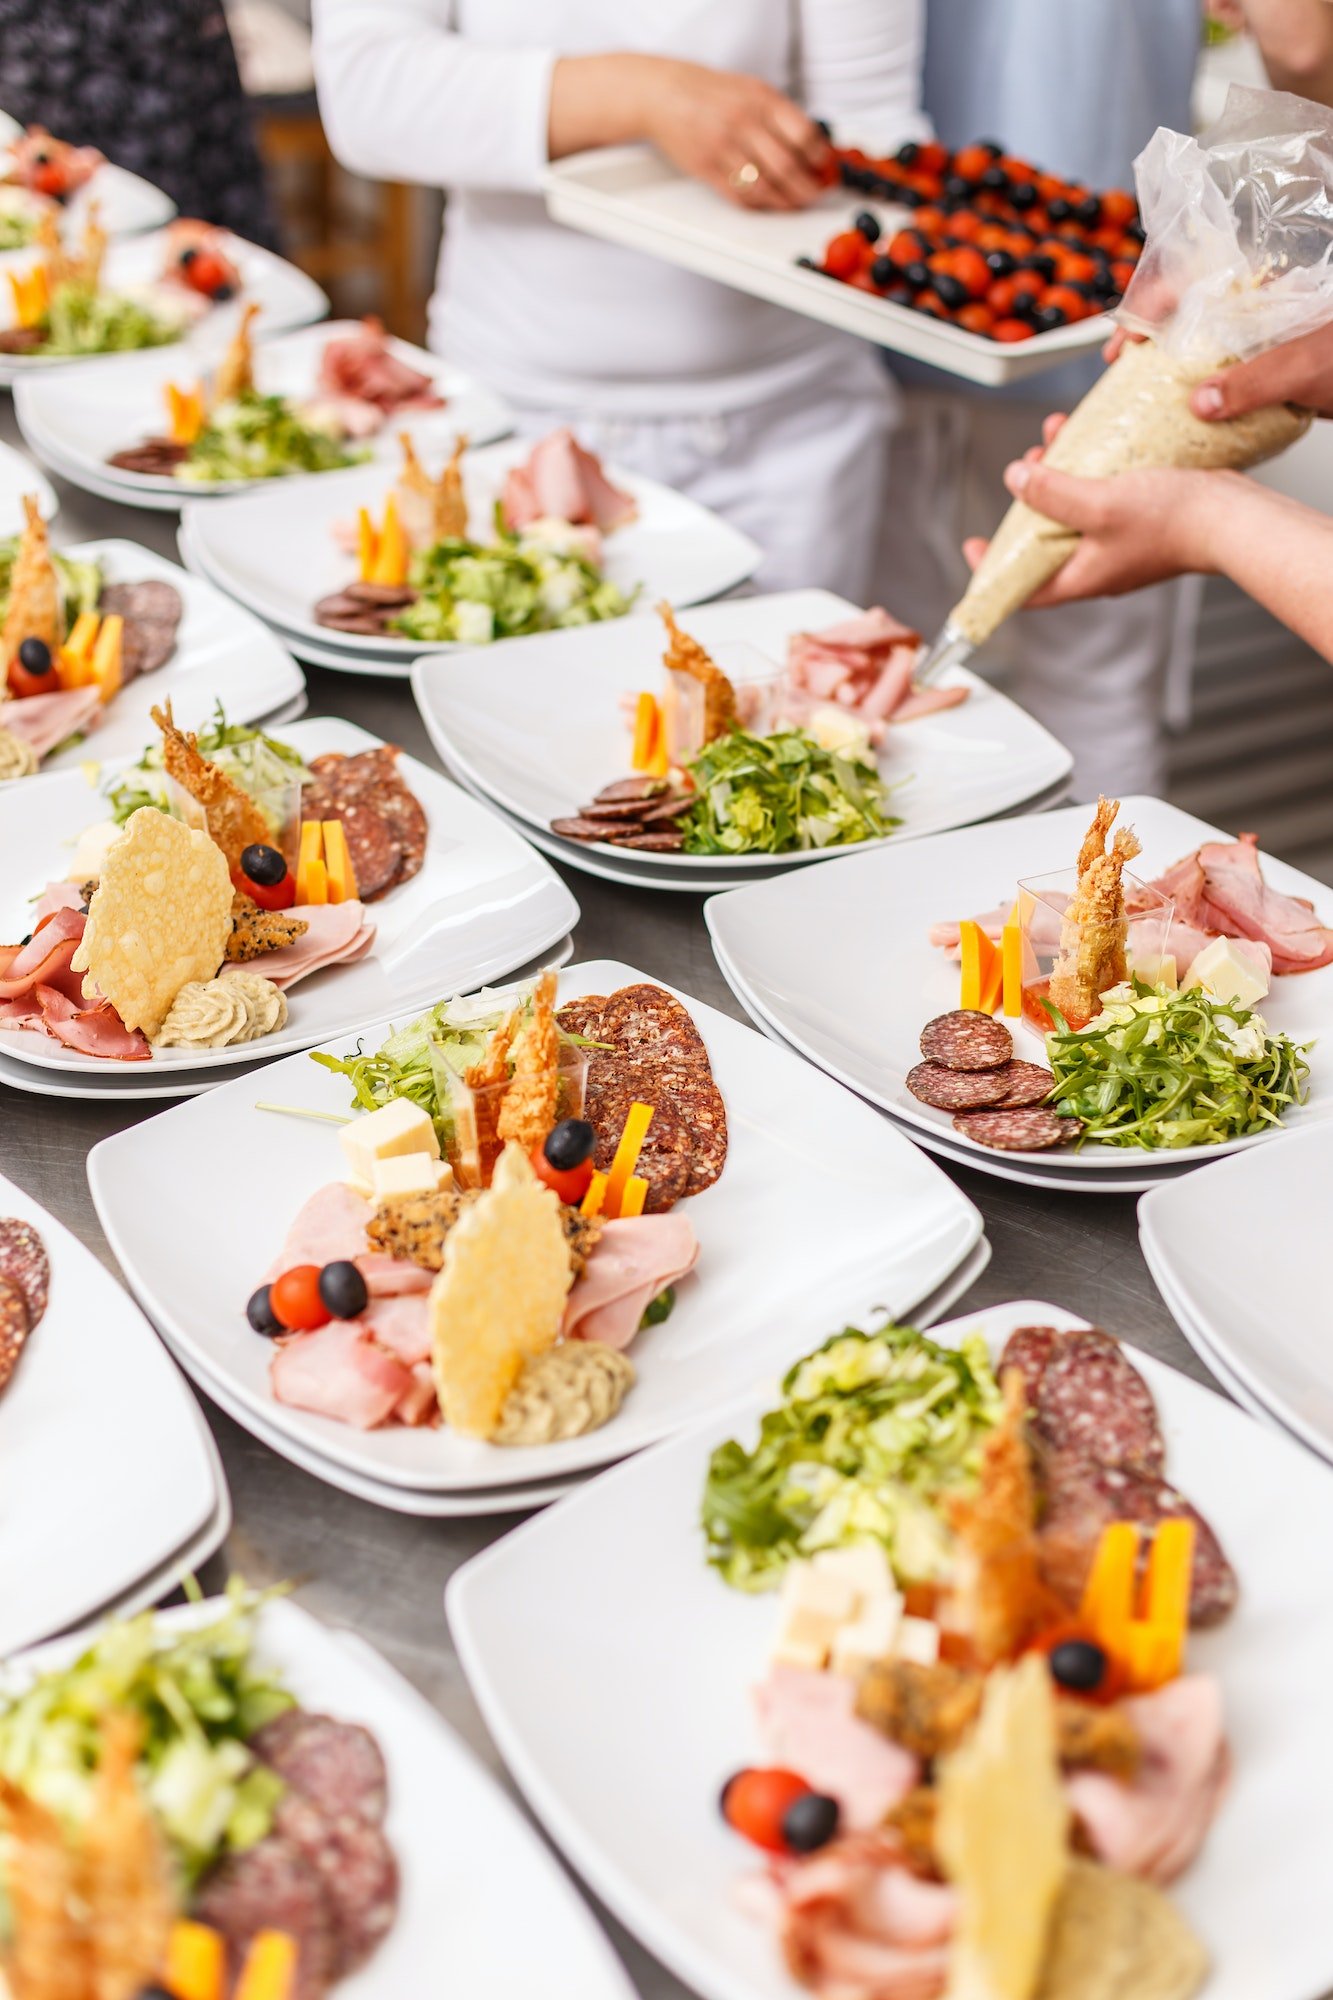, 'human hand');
642,59,831,210
1190,321,1333,423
